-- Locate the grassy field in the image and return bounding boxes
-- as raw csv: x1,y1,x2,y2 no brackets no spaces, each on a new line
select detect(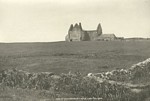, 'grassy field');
0,41,150,75
0,85,56,101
